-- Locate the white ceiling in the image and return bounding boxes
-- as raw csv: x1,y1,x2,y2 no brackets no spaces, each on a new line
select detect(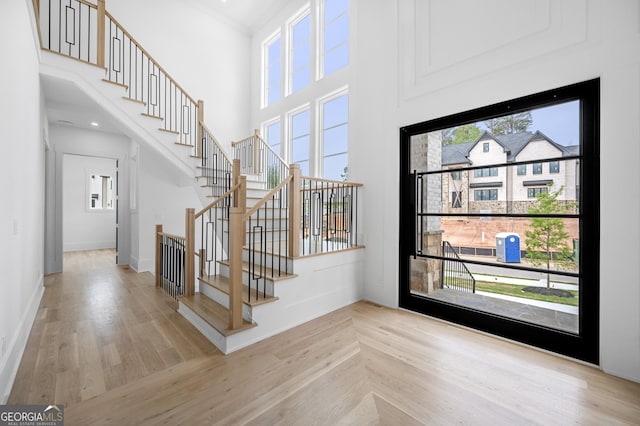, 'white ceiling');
190,0,290,34
42,75,125,135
